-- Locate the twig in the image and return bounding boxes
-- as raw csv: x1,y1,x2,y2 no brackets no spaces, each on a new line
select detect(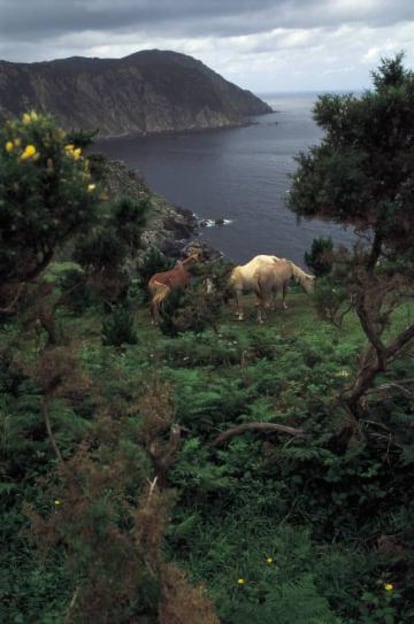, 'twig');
63,586,79,624
41,396,64,464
